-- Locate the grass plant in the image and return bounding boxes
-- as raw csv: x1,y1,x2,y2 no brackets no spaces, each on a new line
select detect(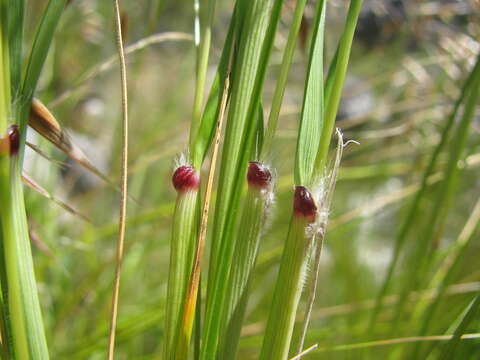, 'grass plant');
0,0,479,359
